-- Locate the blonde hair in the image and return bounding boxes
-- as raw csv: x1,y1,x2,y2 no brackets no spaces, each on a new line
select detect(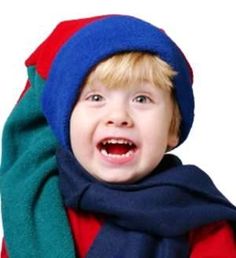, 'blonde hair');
85,52,181,138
